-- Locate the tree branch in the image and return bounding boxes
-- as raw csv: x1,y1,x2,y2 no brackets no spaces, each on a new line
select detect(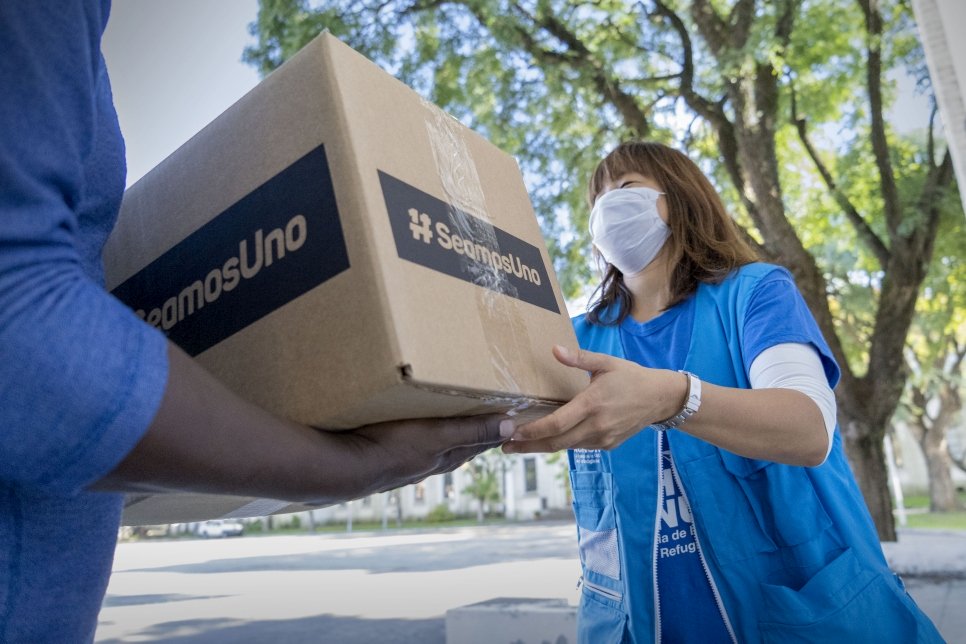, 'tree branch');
650,1,721,121
690,0,731,55
728,0,756,48
775,0,798,46
913,148,954,262
857,0,903,238
649,0,763,230
501,1,652,137
789,84,891,266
